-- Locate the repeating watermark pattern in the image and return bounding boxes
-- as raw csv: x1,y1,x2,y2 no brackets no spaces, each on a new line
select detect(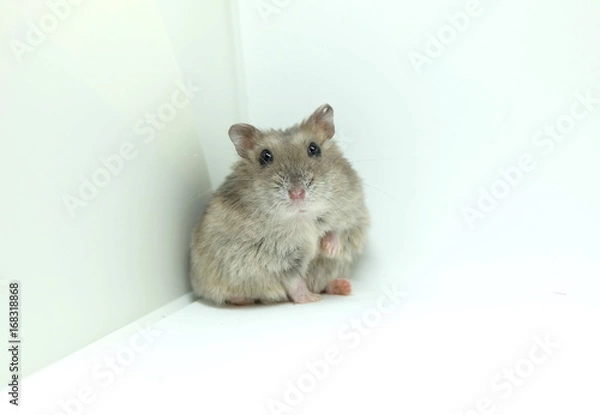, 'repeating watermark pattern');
9,0,86,64
588,55,600,85
256,0,382,28
61,78,201,219
53,323,163,415
408,0,497,74
6,281,21,407
256,0,316,23
266,283,408,414
456,334,559,415
461,89,600,230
